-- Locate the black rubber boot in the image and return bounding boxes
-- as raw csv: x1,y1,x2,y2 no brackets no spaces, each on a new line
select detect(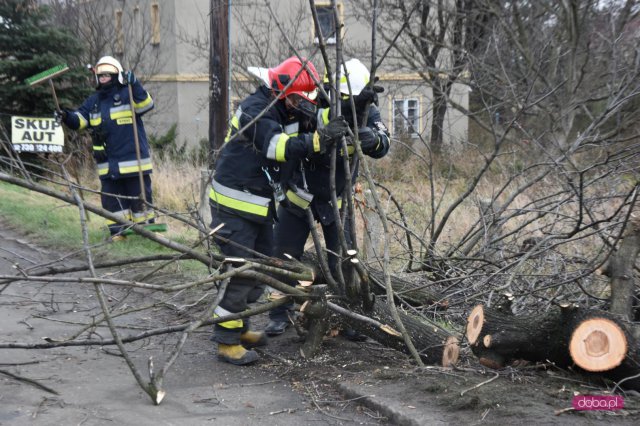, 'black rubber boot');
264,320,289,336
